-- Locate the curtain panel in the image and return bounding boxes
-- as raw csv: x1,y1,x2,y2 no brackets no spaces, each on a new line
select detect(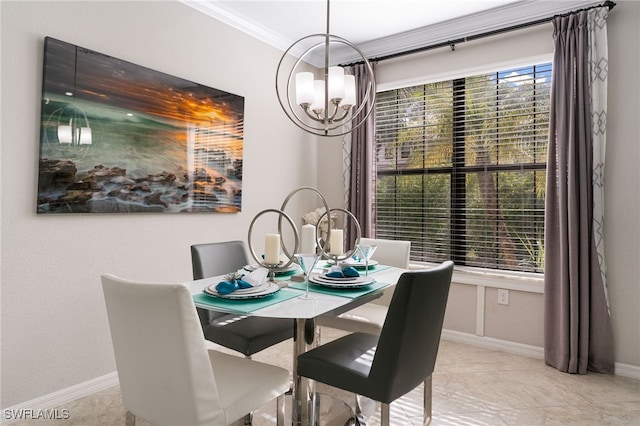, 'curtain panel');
345,63,376,243
544,7,614,375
